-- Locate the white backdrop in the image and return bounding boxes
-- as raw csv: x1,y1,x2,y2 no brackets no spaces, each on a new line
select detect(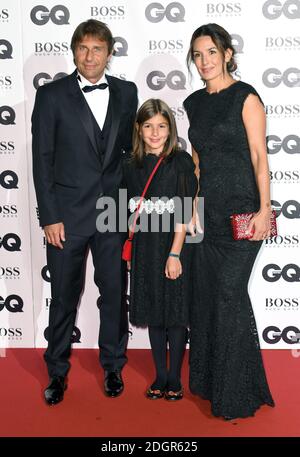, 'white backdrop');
0,0,299,349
